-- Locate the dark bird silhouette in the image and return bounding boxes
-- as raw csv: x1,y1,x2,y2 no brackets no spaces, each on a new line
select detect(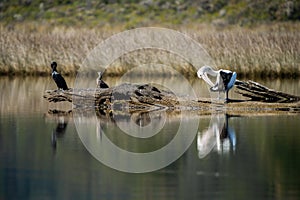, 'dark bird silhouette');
51,62,69,90
96,72,109,88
